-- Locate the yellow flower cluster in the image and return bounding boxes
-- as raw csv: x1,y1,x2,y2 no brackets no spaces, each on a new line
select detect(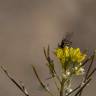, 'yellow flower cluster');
54,46,86,76
55,46,86,64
